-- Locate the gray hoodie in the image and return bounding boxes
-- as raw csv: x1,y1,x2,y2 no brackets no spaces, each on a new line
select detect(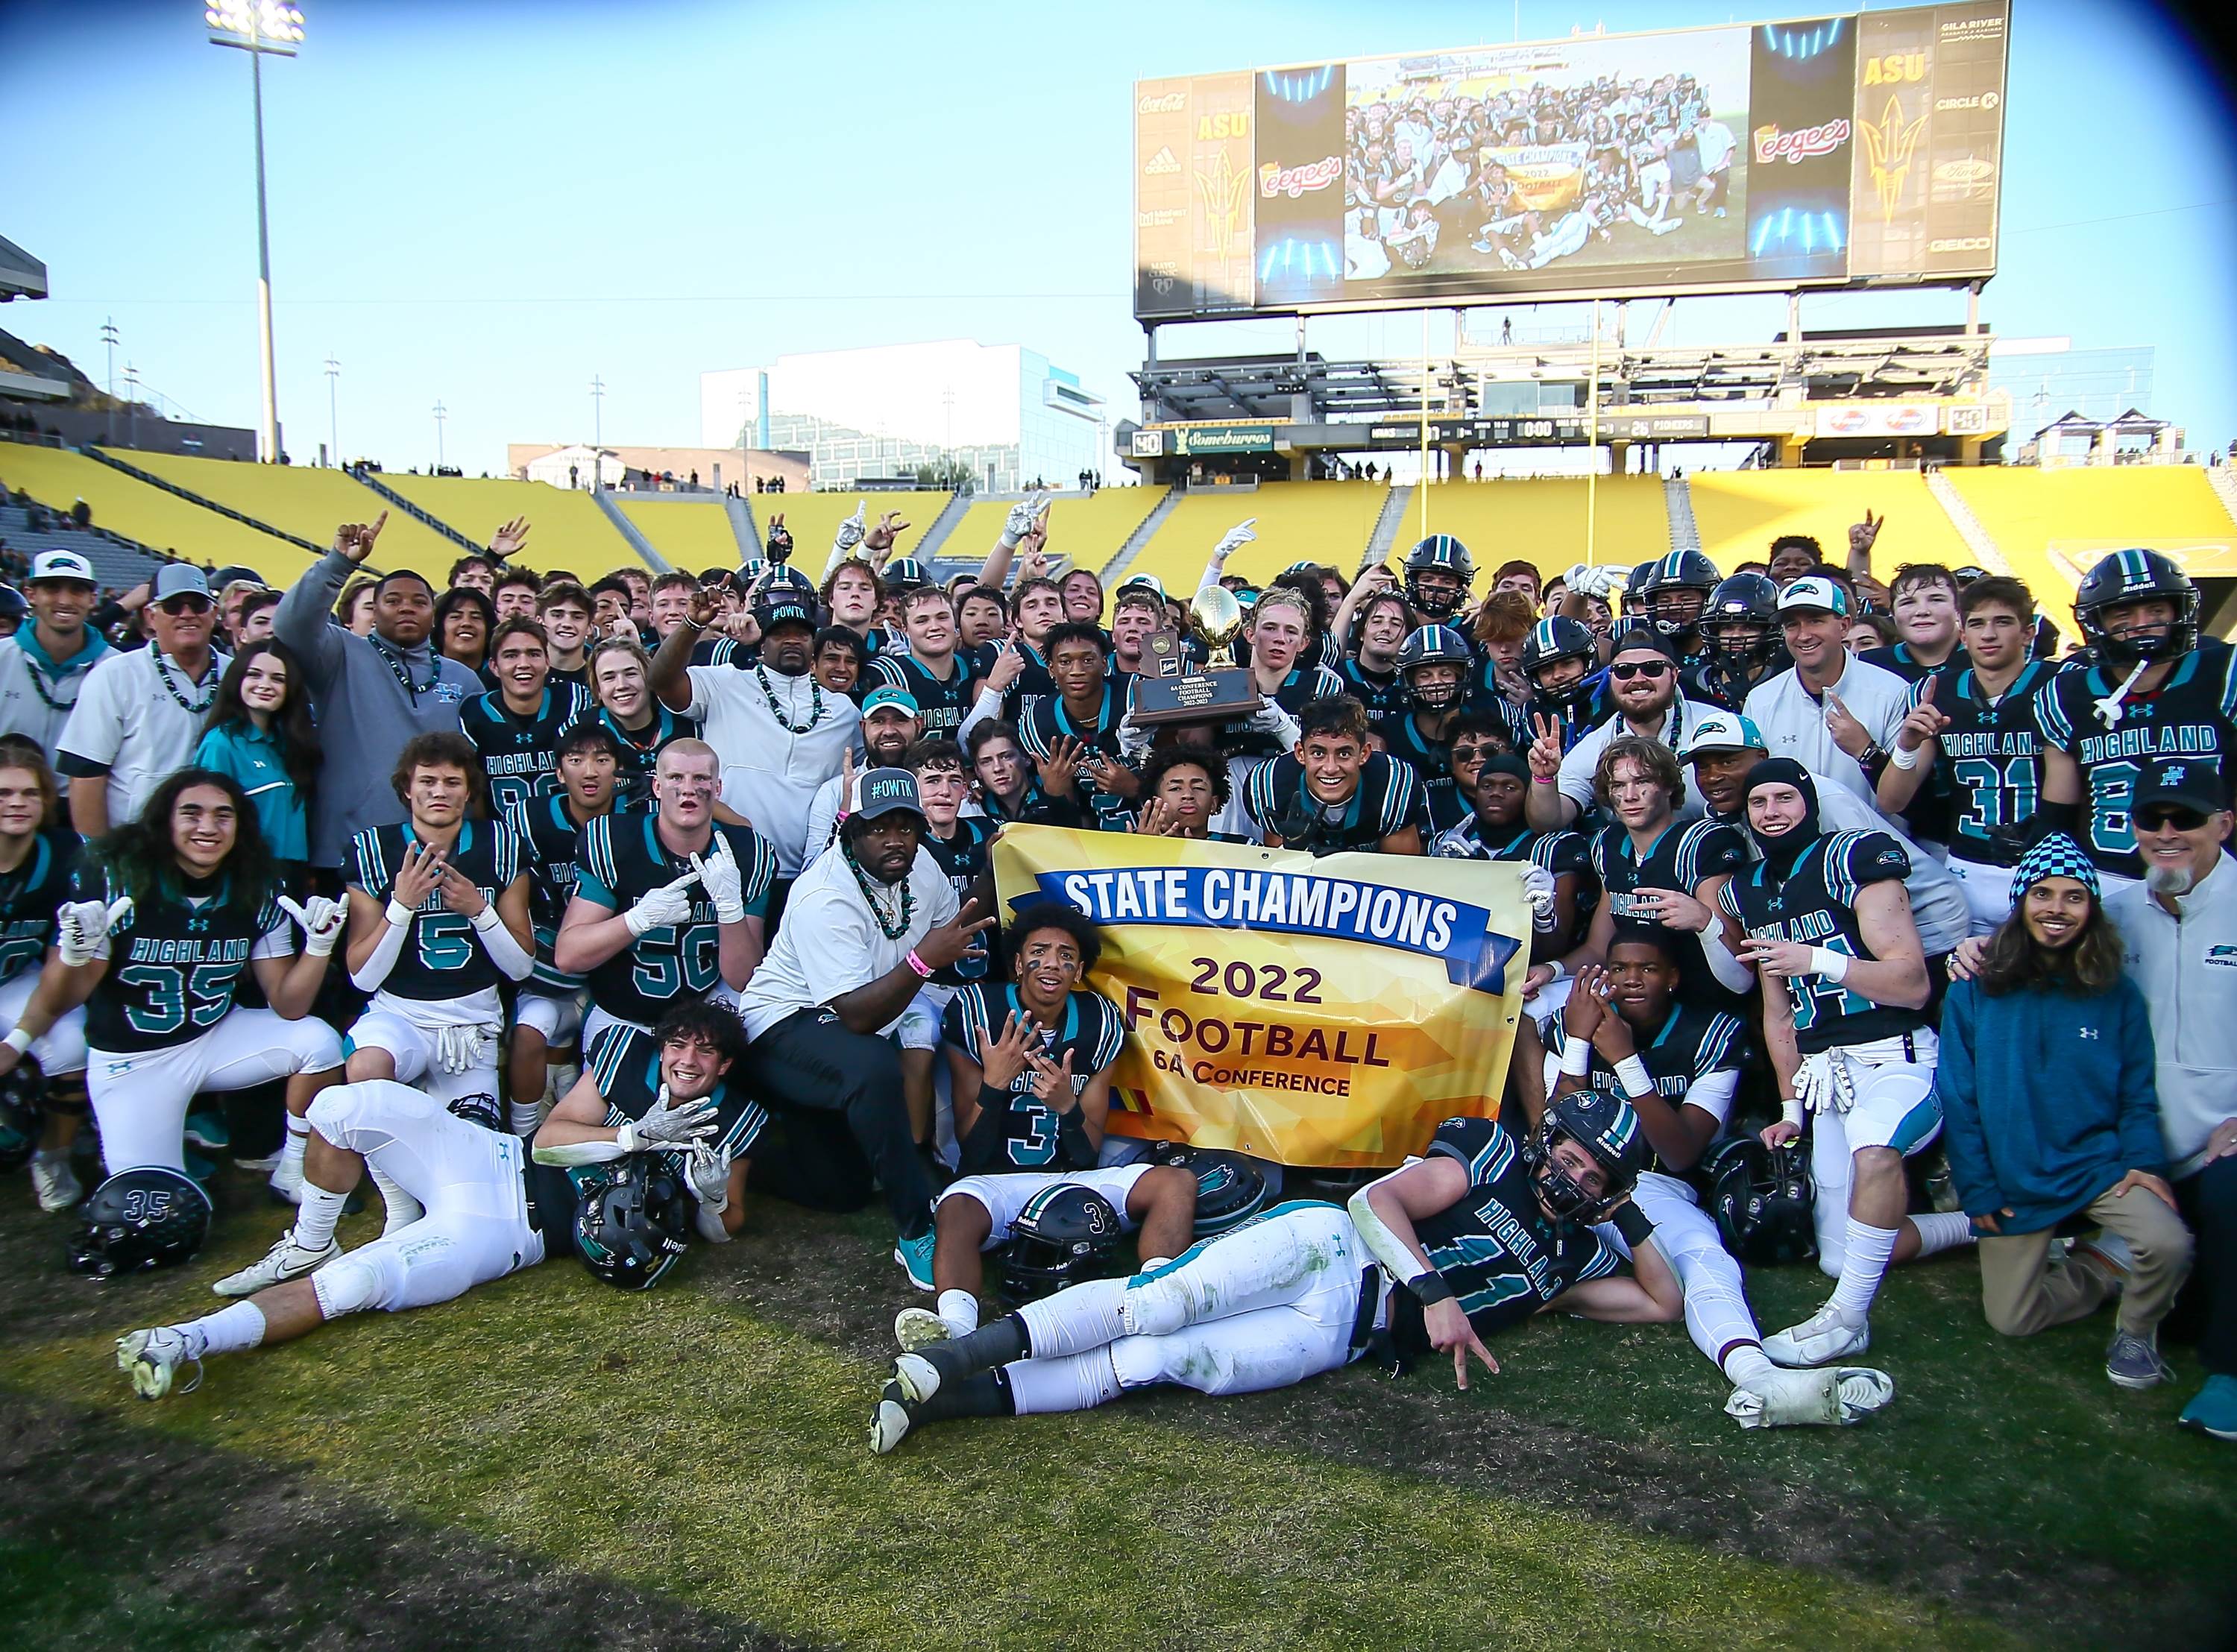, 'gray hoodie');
276,550,484,868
